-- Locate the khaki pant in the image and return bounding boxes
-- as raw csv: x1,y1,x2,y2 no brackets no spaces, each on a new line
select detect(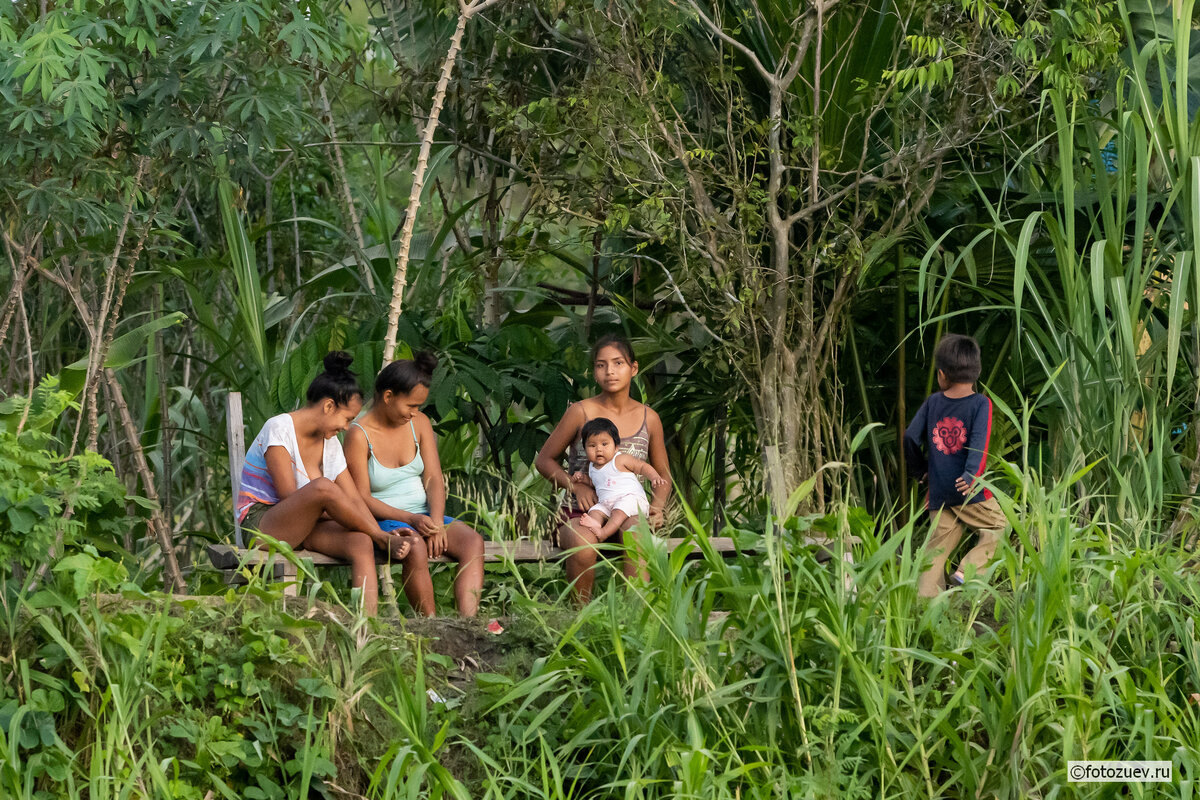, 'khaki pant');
918,496,1007,597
